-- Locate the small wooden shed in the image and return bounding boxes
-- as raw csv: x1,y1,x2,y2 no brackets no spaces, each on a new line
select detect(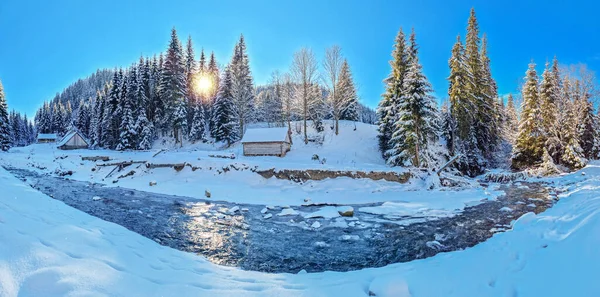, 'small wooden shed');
241,127,292,157
37,133,58,143
57,130,89,150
